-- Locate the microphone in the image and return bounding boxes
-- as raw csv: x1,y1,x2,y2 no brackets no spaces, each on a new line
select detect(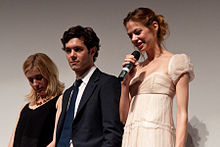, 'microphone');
118,51,140,81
